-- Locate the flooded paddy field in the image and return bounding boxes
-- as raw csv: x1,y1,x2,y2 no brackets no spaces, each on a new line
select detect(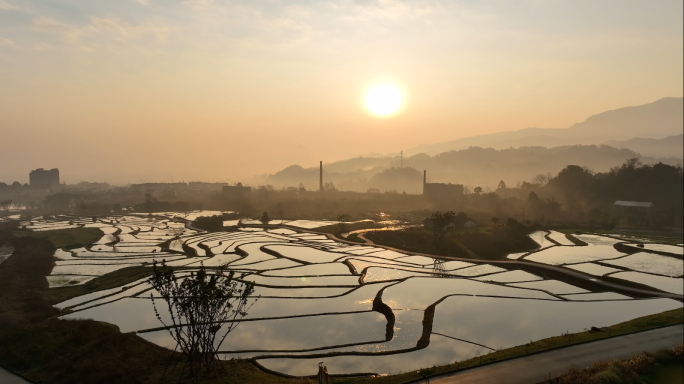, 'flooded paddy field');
30,214,683,376
518,230,684,295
